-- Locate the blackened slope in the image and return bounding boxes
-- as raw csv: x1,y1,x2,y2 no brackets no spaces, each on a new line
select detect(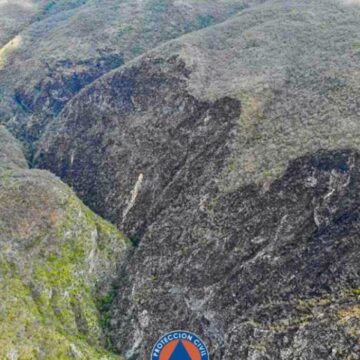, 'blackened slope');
0,0,258,150
110,149,360,359
36,55,241,240
36,0,360,225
